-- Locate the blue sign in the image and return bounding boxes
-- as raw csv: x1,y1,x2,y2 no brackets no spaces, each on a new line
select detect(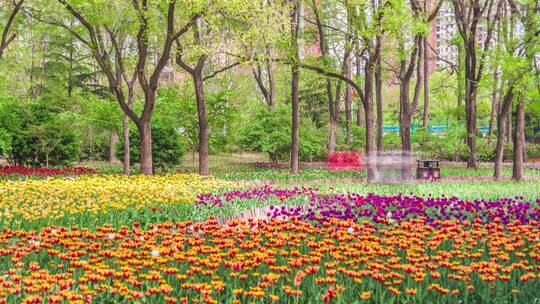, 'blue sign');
381,125,488,135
